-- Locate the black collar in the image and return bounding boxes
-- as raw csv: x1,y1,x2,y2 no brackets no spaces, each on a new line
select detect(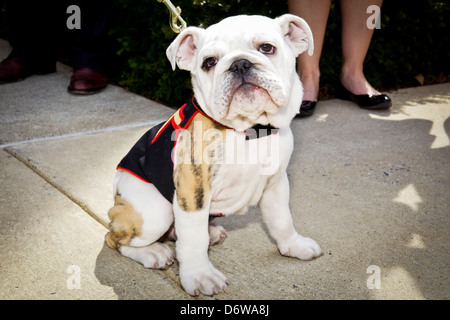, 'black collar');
191,97,279,140
244,123,279,140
